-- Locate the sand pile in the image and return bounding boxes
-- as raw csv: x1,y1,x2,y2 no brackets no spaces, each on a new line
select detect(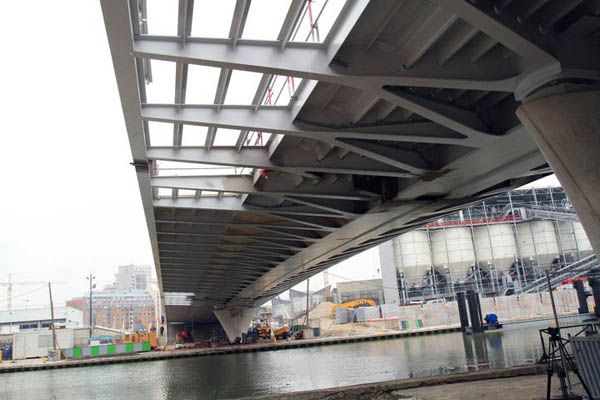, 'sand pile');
310,301,334,319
